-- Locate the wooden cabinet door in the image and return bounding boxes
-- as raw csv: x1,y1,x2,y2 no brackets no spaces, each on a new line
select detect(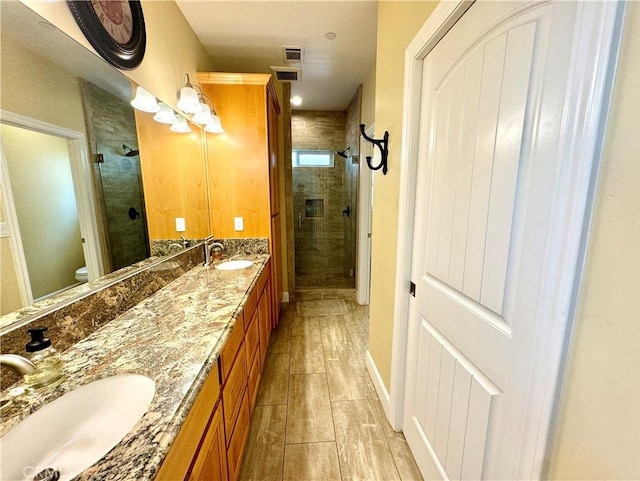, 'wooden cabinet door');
187,406,228,481
257,282,272,368
226,389,251,481
155,362,221,481
270,214,282,326
267,87,280,216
